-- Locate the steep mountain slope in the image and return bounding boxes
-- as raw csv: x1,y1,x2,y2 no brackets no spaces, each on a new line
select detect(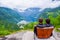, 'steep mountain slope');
0,6,60,22
0,7,21,33
0,7,22,23
19,8,41,22
19,7,60,21
40,6,60,18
